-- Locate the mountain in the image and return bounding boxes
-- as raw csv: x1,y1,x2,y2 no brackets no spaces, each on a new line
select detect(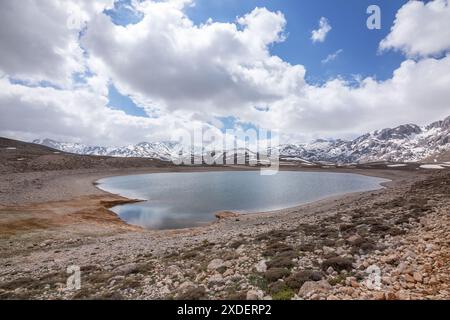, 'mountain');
32,139,179,161
33,116,450,163
279,116,450,163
